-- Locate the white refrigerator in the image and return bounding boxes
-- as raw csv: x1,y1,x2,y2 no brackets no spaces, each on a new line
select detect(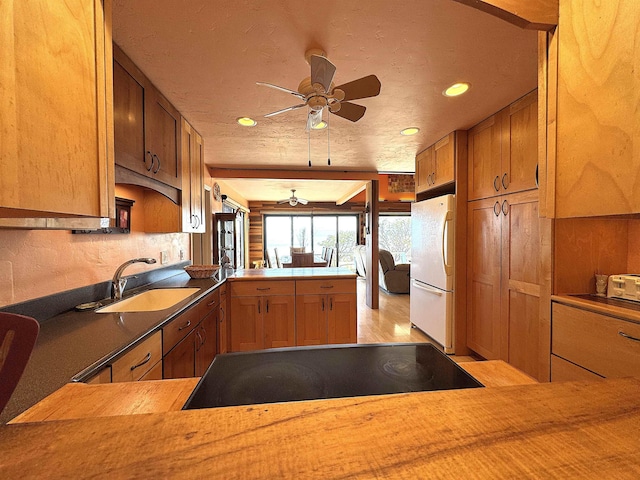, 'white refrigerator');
410,194,455,353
